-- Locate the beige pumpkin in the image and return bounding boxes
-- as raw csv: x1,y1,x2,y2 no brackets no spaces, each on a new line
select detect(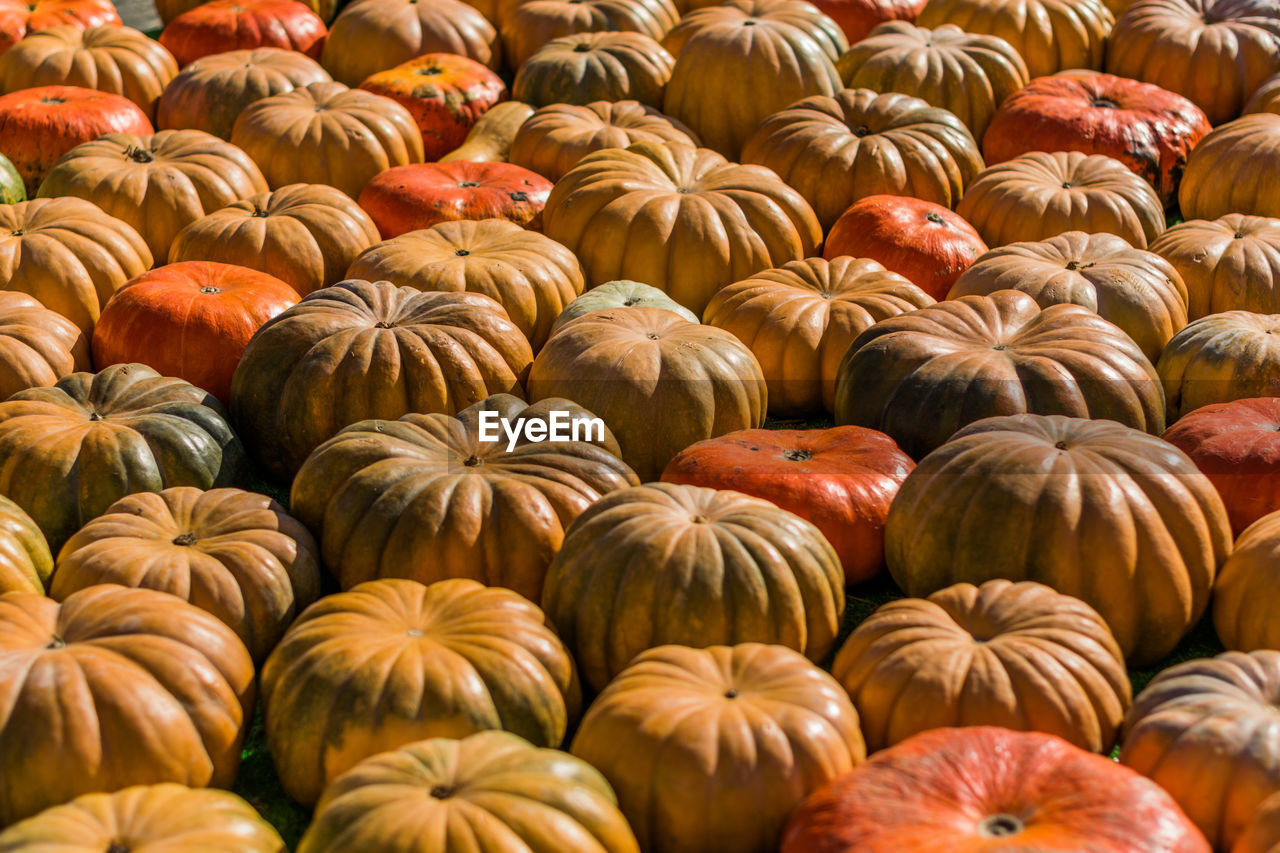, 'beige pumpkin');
511,31,674,109
1179,114,1280,222
500,0,679,72
1158,311,1280,420
1151,215,1280,321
